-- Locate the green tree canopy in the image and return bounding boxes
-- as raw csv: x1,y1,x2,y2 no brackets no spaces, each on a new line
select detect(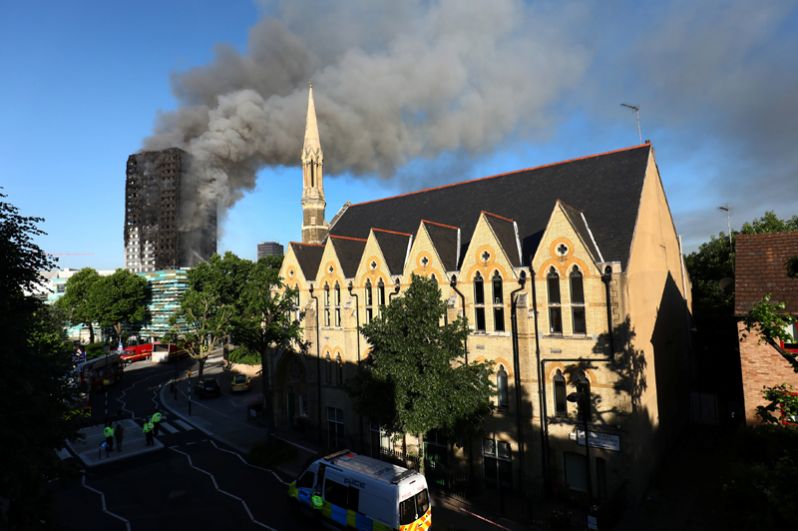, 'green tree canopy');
348,275,494,460
56,267,101,343
0,192,81,527
740,211,798,234
89,268,149,343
